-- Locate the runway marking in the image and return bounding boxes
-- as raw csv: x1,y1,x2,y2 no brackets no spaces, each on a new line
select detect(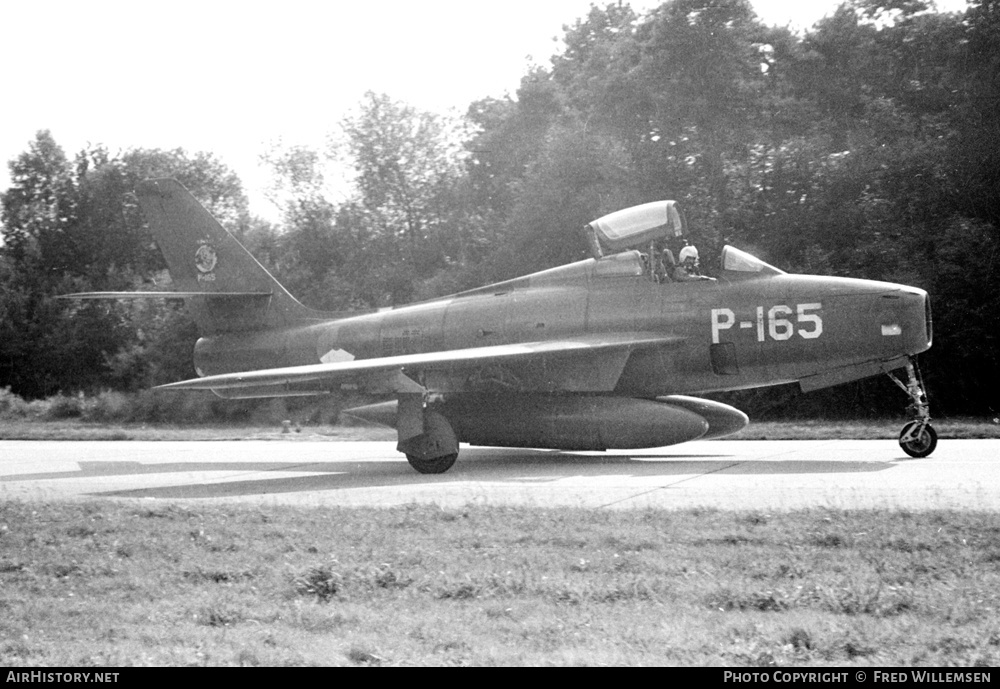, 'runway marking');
597,460,746,508
596,442,837,508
